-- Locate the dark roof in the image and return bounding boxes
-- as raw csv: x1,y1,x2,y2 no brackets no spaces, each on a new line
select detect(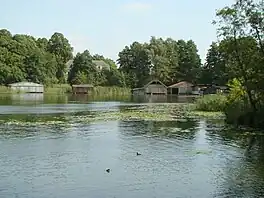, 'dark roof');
72,84,94,88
